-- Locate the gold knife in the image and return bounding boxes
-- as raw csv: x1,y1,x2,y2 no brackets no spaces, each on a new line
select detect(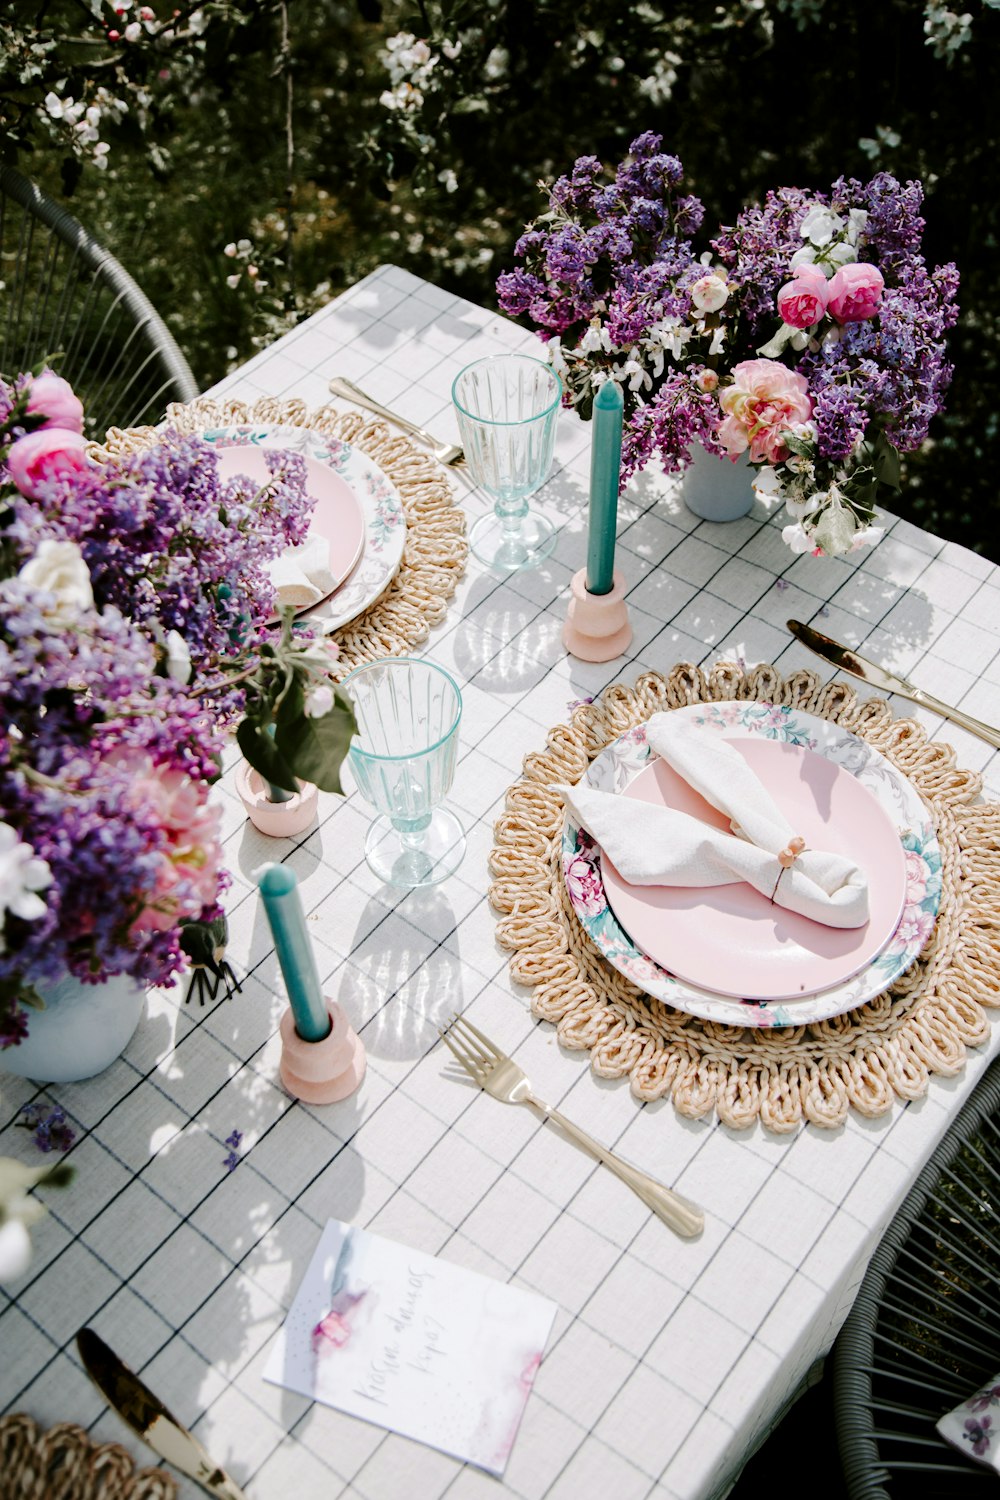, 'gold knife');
77,1328,248,1500
328,375,466,466
788,618,1000,750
